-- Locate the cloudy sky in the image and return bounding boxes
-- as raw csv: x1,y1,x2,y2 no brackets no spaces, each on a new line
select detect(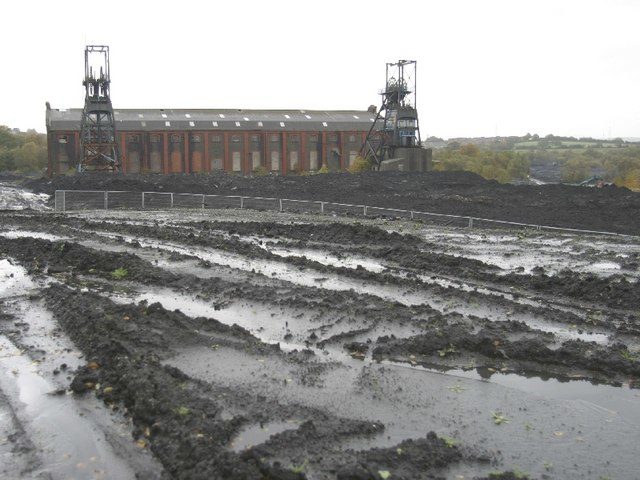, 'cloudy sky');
1,0,638,139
